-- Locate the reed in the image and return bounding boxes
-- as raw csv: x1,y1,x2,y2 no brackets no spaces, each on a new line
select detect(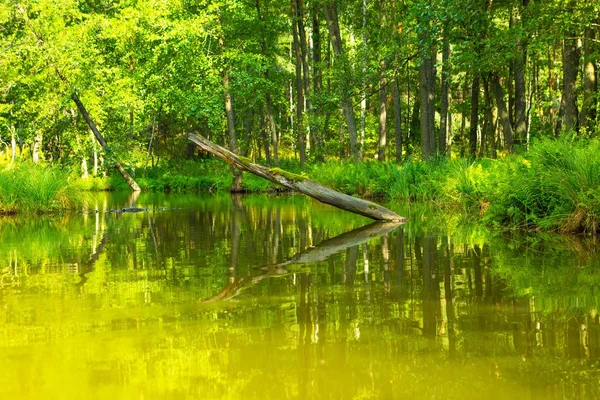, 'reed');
0,162,82,214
